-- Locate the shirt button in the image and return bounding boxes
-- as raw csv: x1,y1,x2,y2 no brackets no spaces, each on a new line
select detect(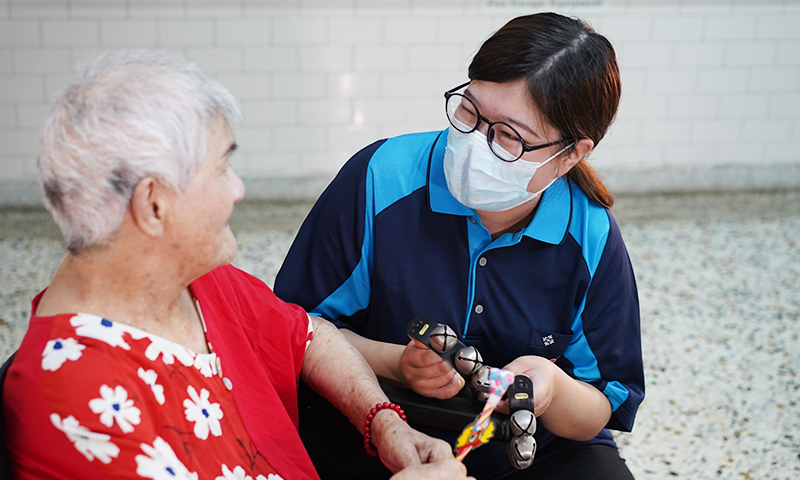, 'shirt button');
222,377,233,390
478,257,487,267
474,304,484,314
469,217,477,224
